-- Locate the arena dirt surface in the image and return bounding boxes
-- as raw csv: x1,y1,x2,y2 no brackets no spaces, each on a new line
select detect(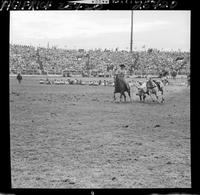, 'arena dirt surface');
10,76,190,188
